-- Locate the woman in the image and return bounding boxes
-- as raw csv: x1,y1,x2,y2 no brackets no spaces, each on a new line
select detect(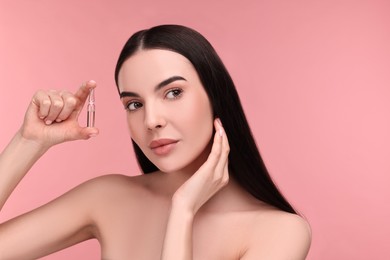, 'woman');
0,25,311,259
